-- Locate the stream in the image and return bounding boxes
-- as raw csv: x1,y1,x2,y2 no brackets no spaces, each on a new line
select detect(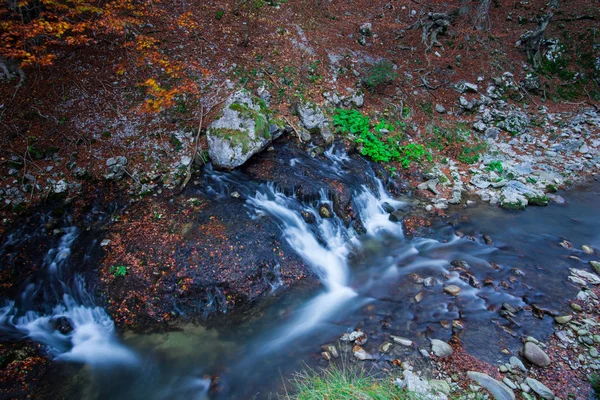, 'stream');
1,143,599,399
